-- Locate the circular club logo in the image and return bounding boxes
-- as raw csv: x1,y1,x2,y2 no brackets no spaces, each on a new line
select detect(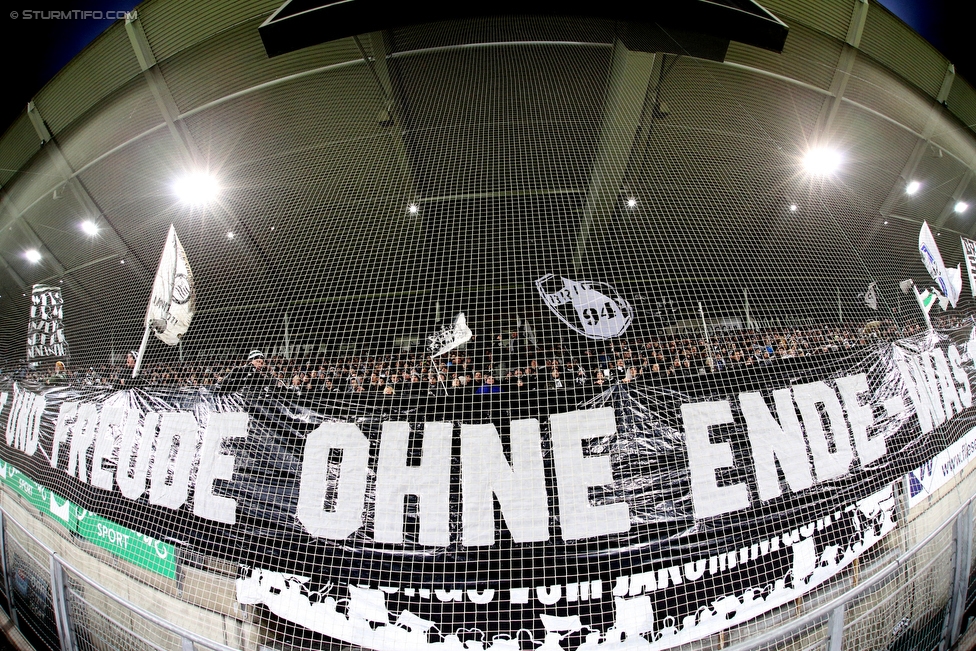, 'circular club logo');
172,272,192,305
535,274,633,340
